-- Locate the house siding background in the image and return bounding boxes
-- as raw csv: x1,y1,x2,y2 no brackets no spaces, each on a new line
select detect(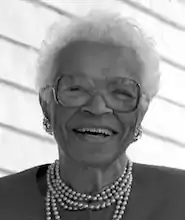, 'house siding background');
0,0,185,177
